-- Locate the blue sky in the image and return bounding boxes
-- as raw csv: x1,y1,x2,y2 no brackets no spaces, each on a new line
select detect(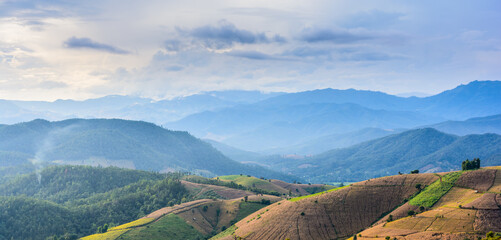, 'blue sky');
0,0,500,100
